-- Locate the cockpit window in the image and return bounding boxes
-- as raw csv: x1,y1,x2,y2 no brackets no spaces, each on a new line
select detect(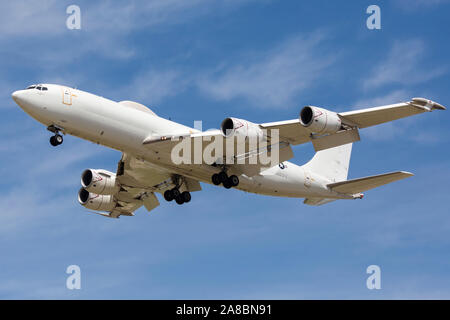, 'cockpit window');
26,84,48,91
